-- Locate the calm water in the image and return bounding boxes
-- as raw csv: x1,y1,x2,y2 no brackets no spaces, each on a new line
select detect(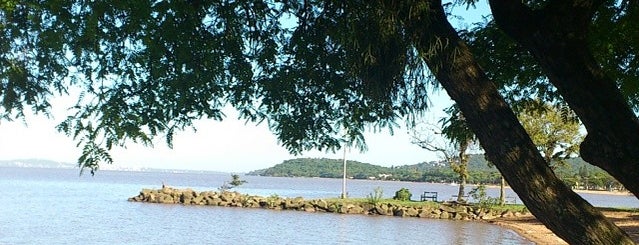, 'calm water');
1,167,632,244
